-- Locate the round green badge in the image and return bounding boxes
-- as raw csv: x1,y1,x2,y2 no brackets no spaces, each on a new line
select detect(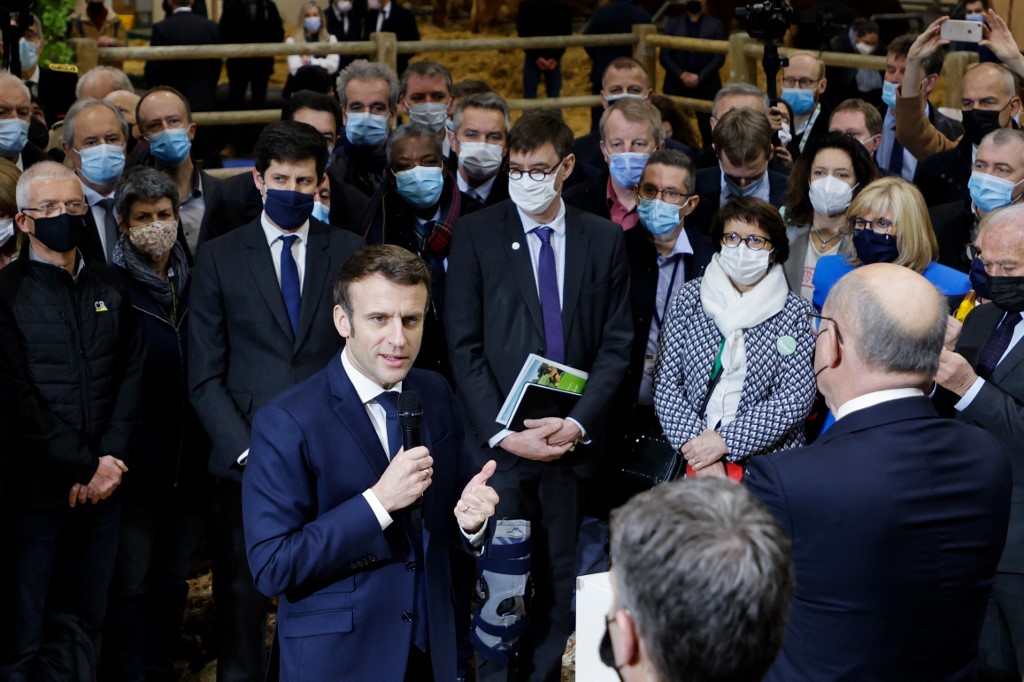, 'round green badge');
777,335,797,356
